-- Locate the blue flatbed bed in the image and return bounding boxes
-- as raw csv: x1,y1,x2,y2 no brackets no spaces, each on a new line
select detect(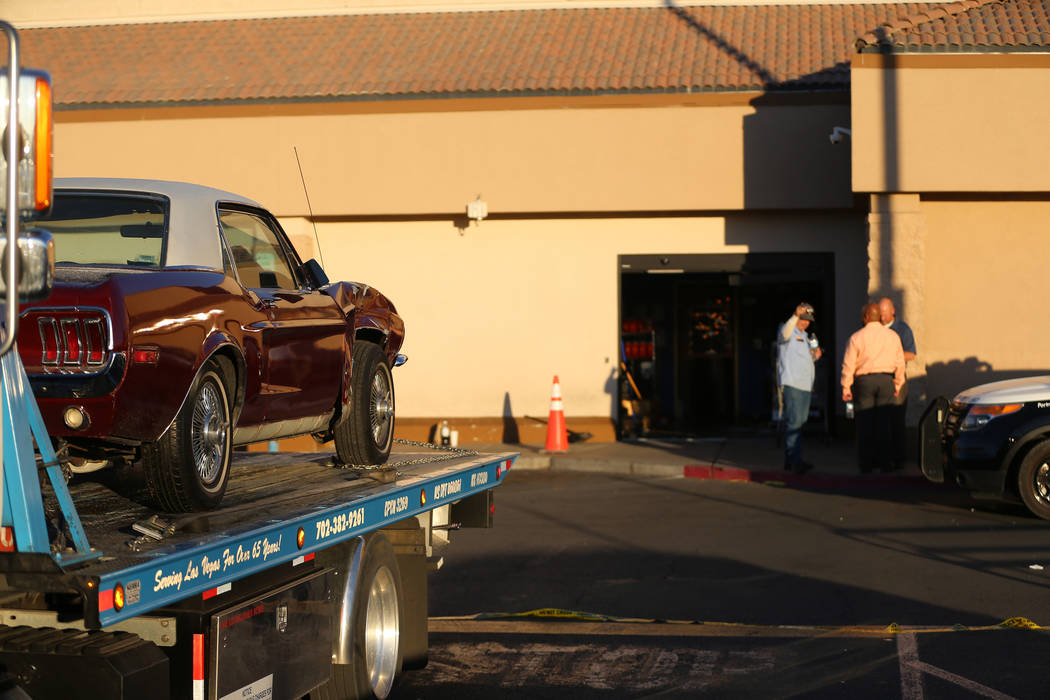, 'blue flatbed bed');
3,446,515,628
